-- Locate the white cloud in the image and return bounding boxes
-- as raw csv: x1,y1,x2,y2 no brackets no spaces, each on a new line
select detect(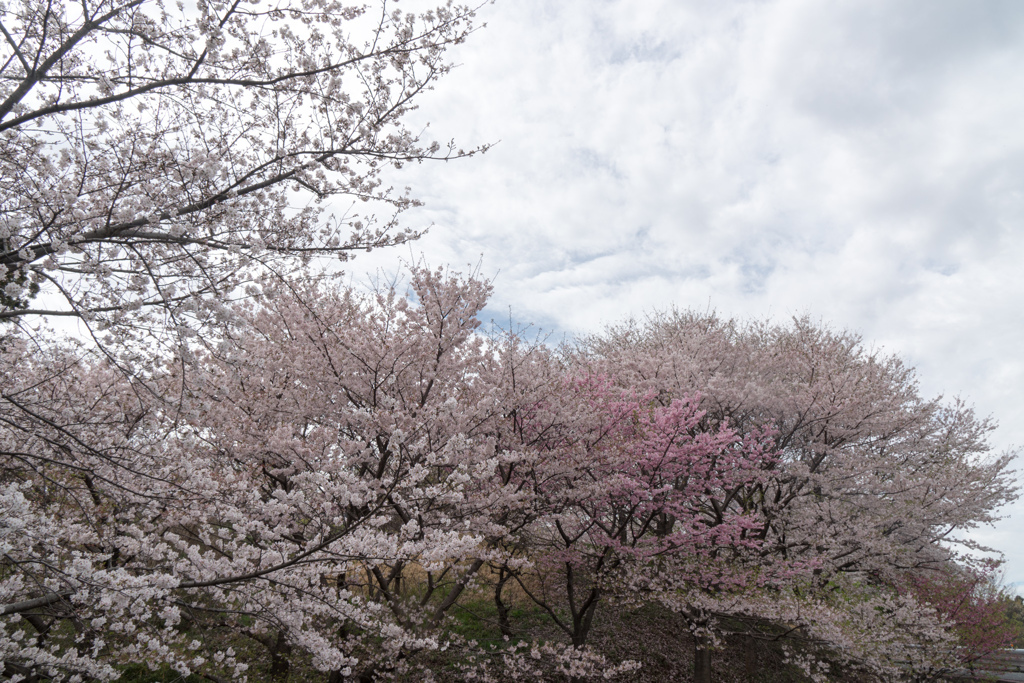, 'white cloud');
353,0,1024,583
